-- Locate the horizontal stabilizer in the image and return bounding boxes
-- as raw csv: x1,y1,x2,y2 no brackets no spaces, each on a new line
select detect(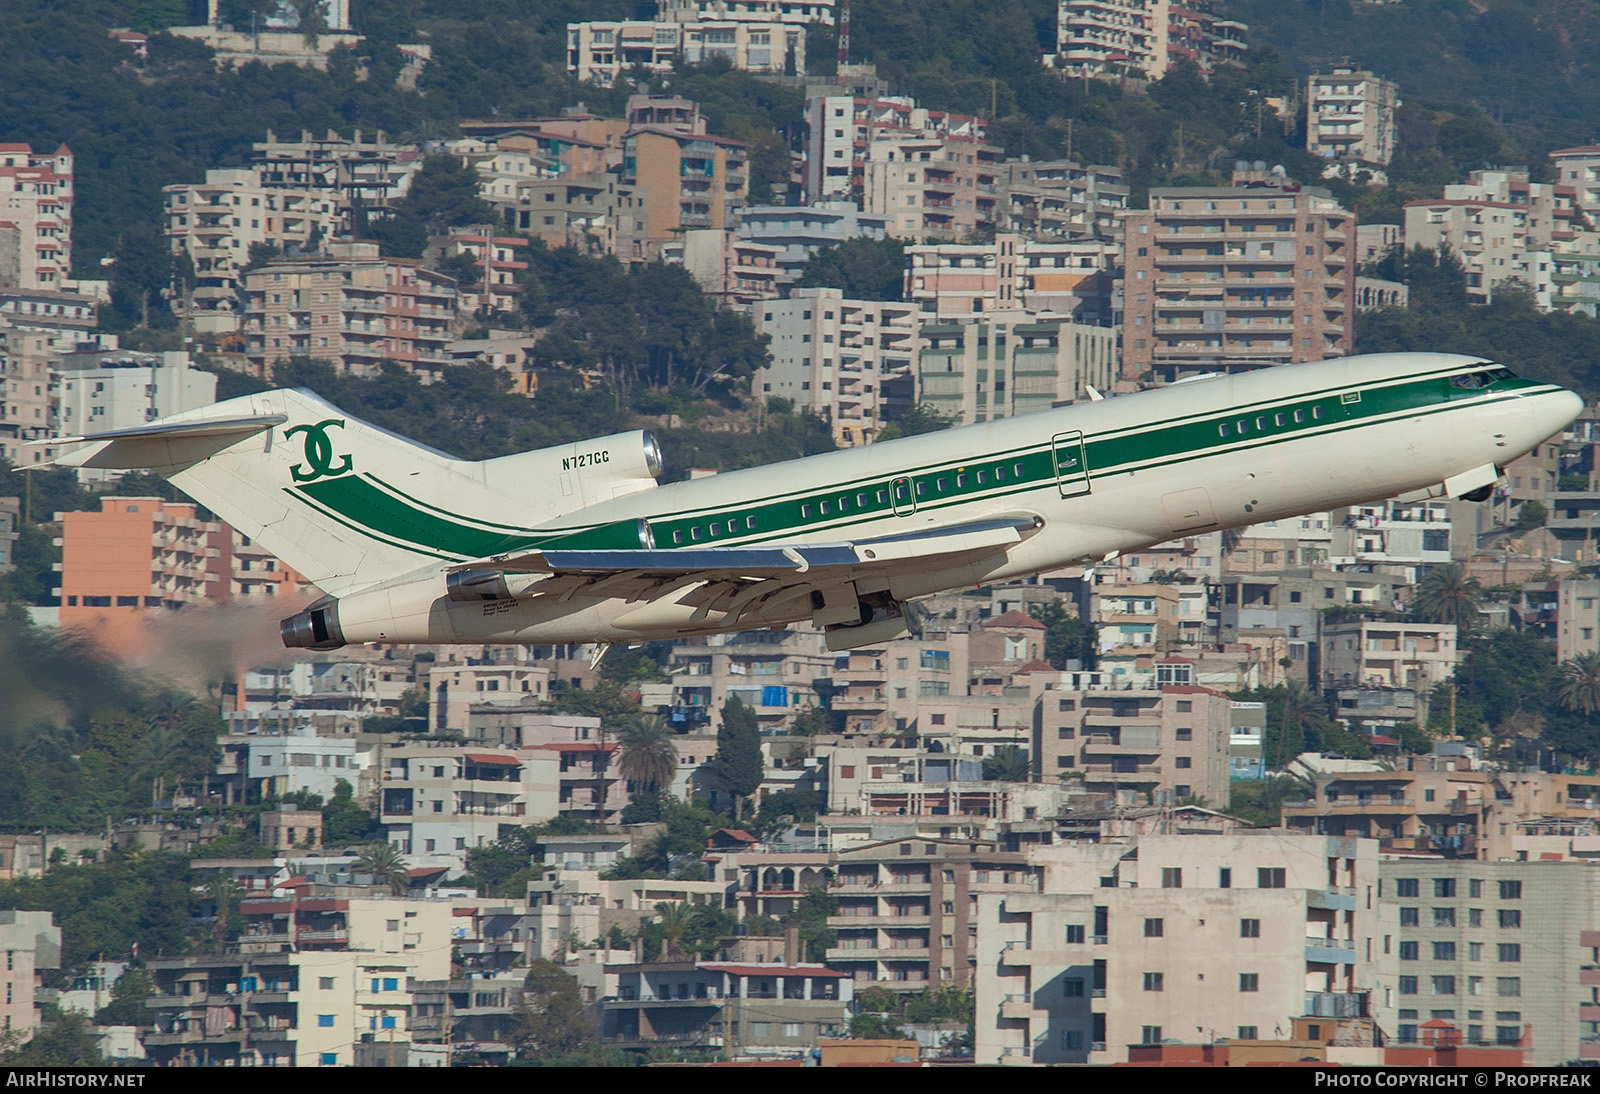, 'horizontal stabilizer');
46,415,288,471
